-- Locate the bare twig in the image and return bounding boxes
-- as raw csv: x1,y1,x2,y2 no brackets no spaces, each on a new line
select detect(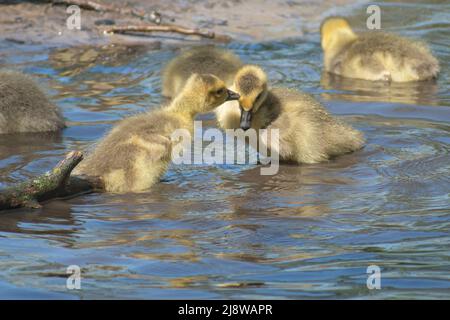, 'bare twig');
102,24,232,42
43,0,232,41
103,24,213,38
0,151,102,211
